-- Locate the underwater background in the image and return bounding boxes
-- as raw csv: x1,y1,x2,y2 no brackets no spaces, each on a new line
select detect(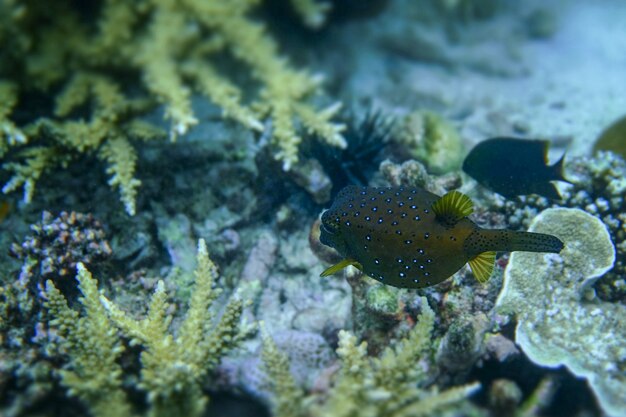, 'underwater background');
1,0,625,416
